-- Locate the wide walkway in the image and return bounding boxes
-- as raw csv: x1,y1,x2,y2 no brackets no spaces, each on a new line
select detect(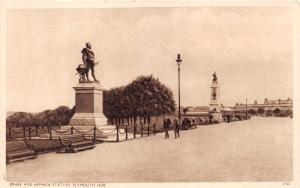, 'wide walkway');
6,117,292,182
